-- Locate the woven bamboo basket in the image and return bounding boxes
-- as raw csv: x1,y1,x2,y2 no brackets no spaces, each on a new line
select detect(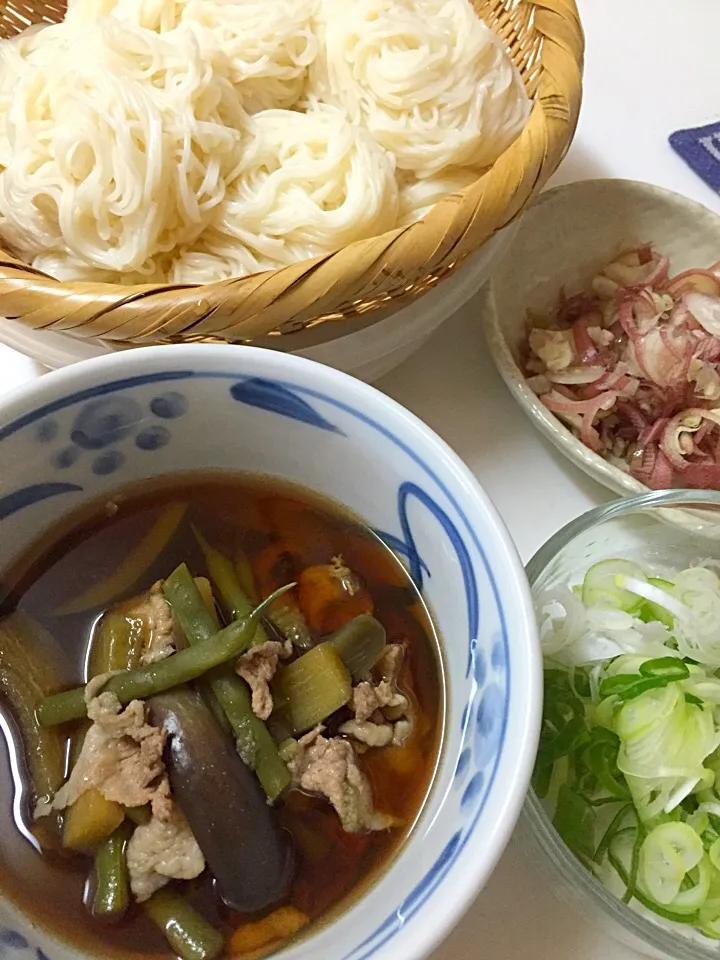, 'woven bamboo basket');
0,0,584,345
